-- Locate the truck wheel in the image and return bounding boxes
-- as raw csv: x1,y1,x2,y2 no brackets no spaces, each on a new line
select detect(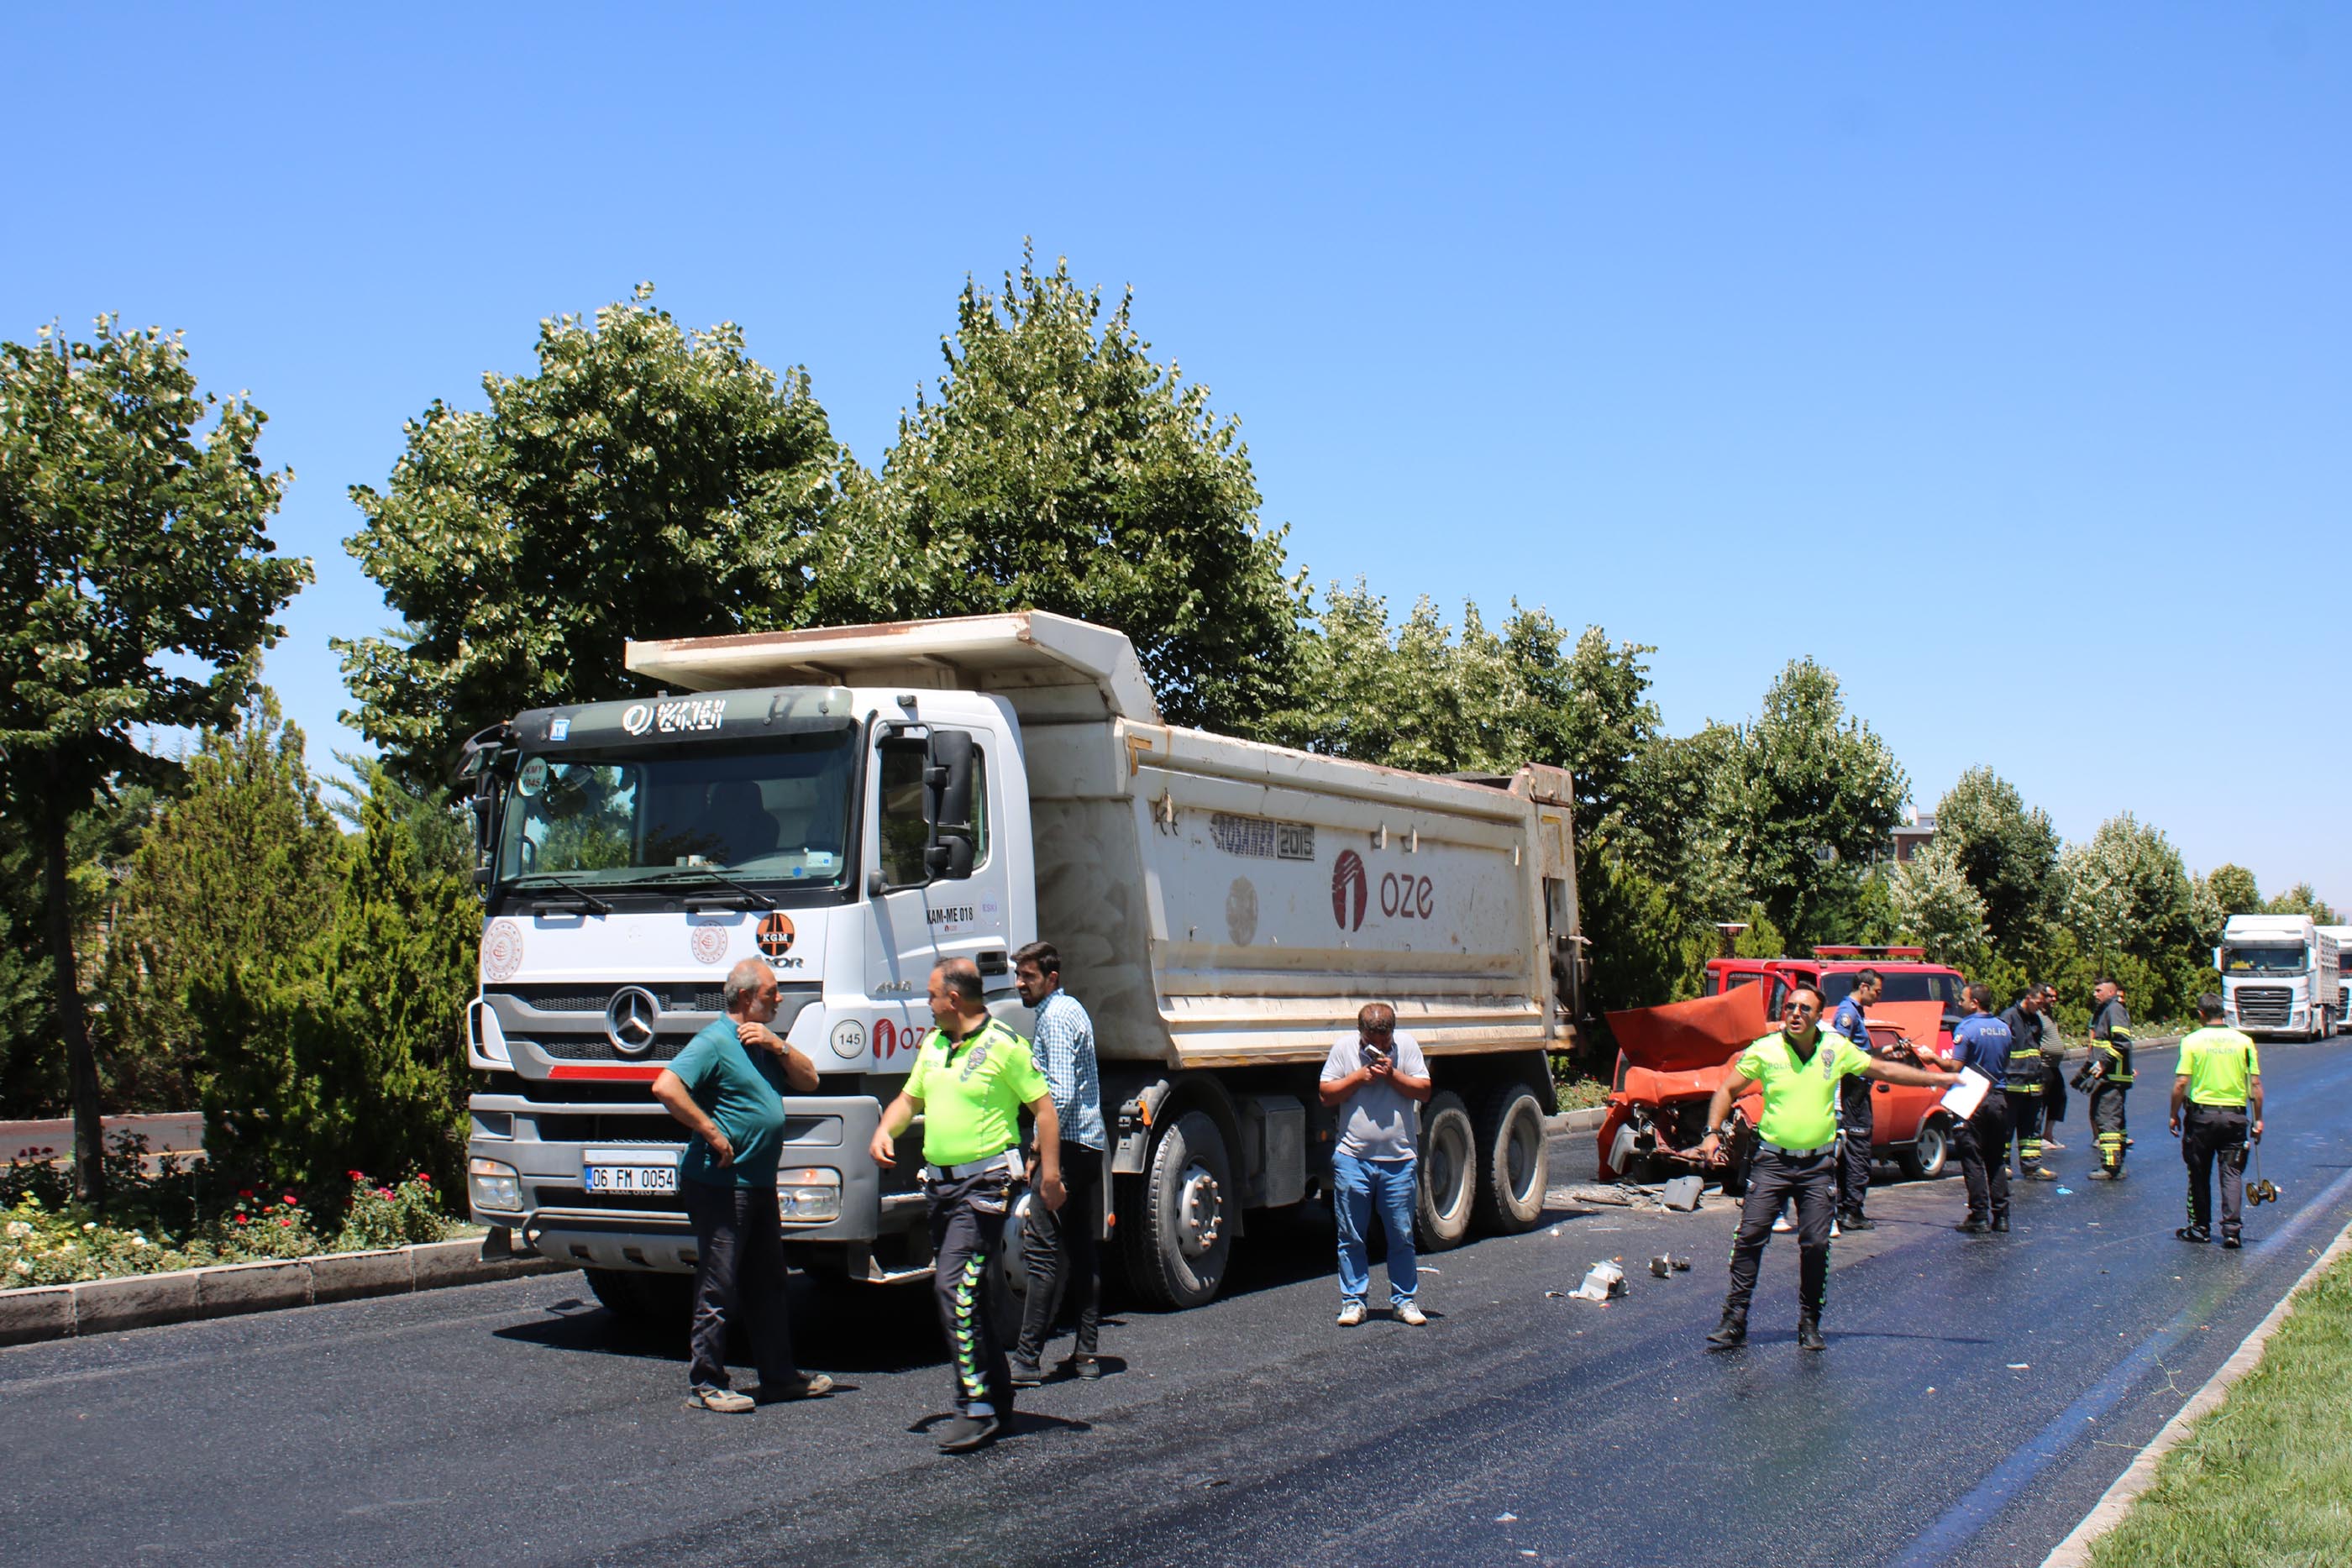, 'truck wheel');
1473,1083,1549,1234
585,1267,693,1327
1901,1118,1950,1181
1415,1092,1477,1251
1121,1109,1233,1310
